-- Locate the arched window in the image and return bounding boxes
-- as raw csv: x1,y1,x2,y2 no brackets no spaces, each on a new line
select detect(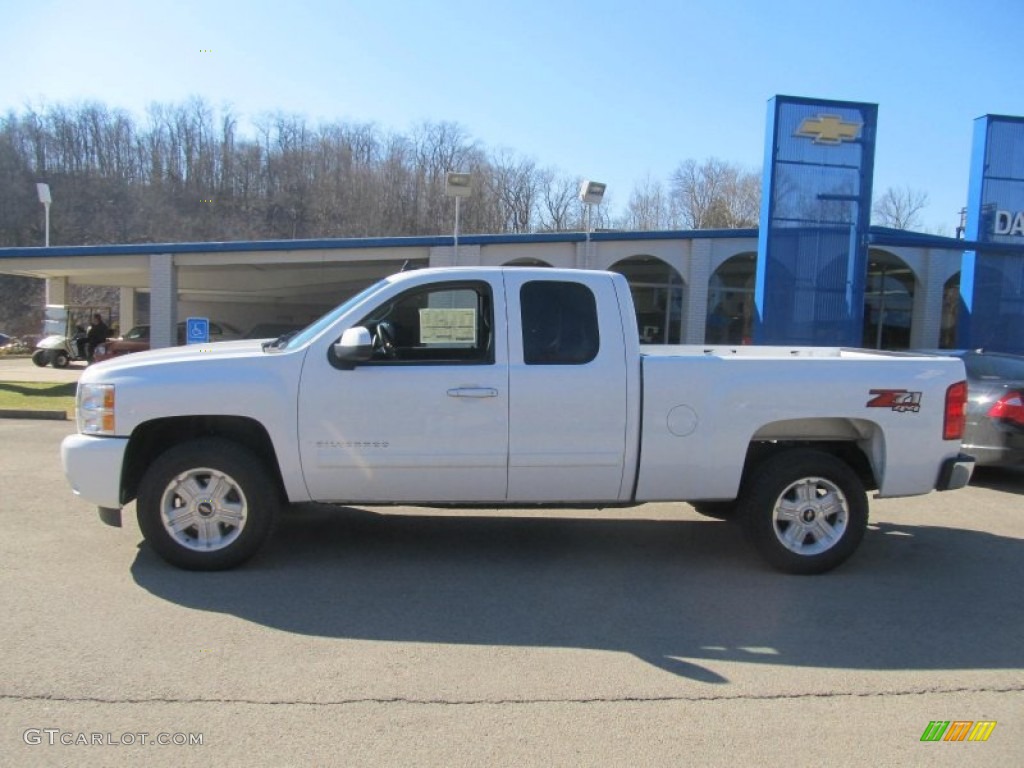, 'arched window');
941,272,960,349
706,253,756,344
863,251,915,350
609,256,685,344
